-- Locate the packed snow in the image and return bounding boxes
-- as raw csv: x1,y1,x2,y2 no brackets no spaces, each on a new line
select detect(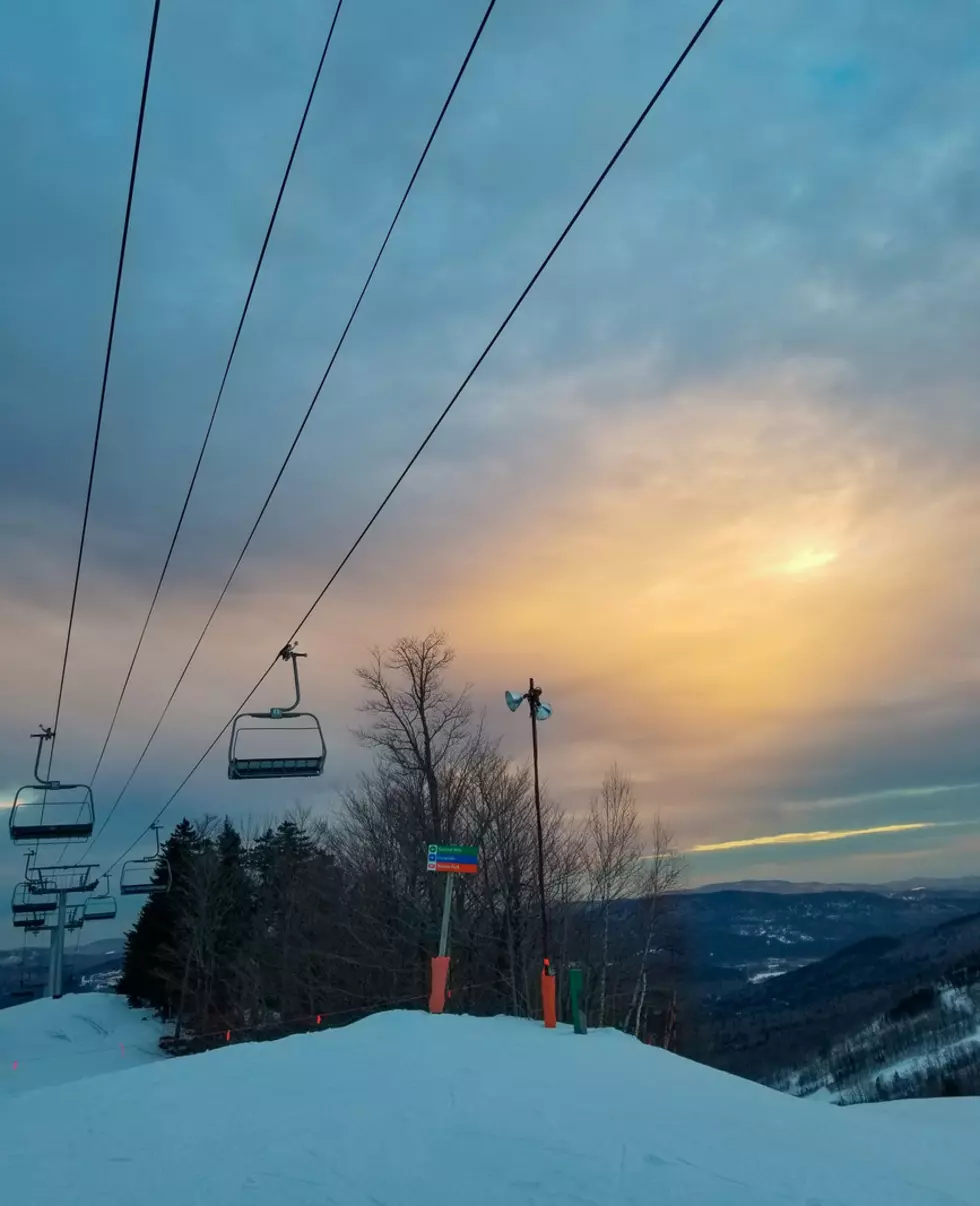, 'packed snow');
868,1096,980,1135
0,1001,977,1204
0,992,165,1098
